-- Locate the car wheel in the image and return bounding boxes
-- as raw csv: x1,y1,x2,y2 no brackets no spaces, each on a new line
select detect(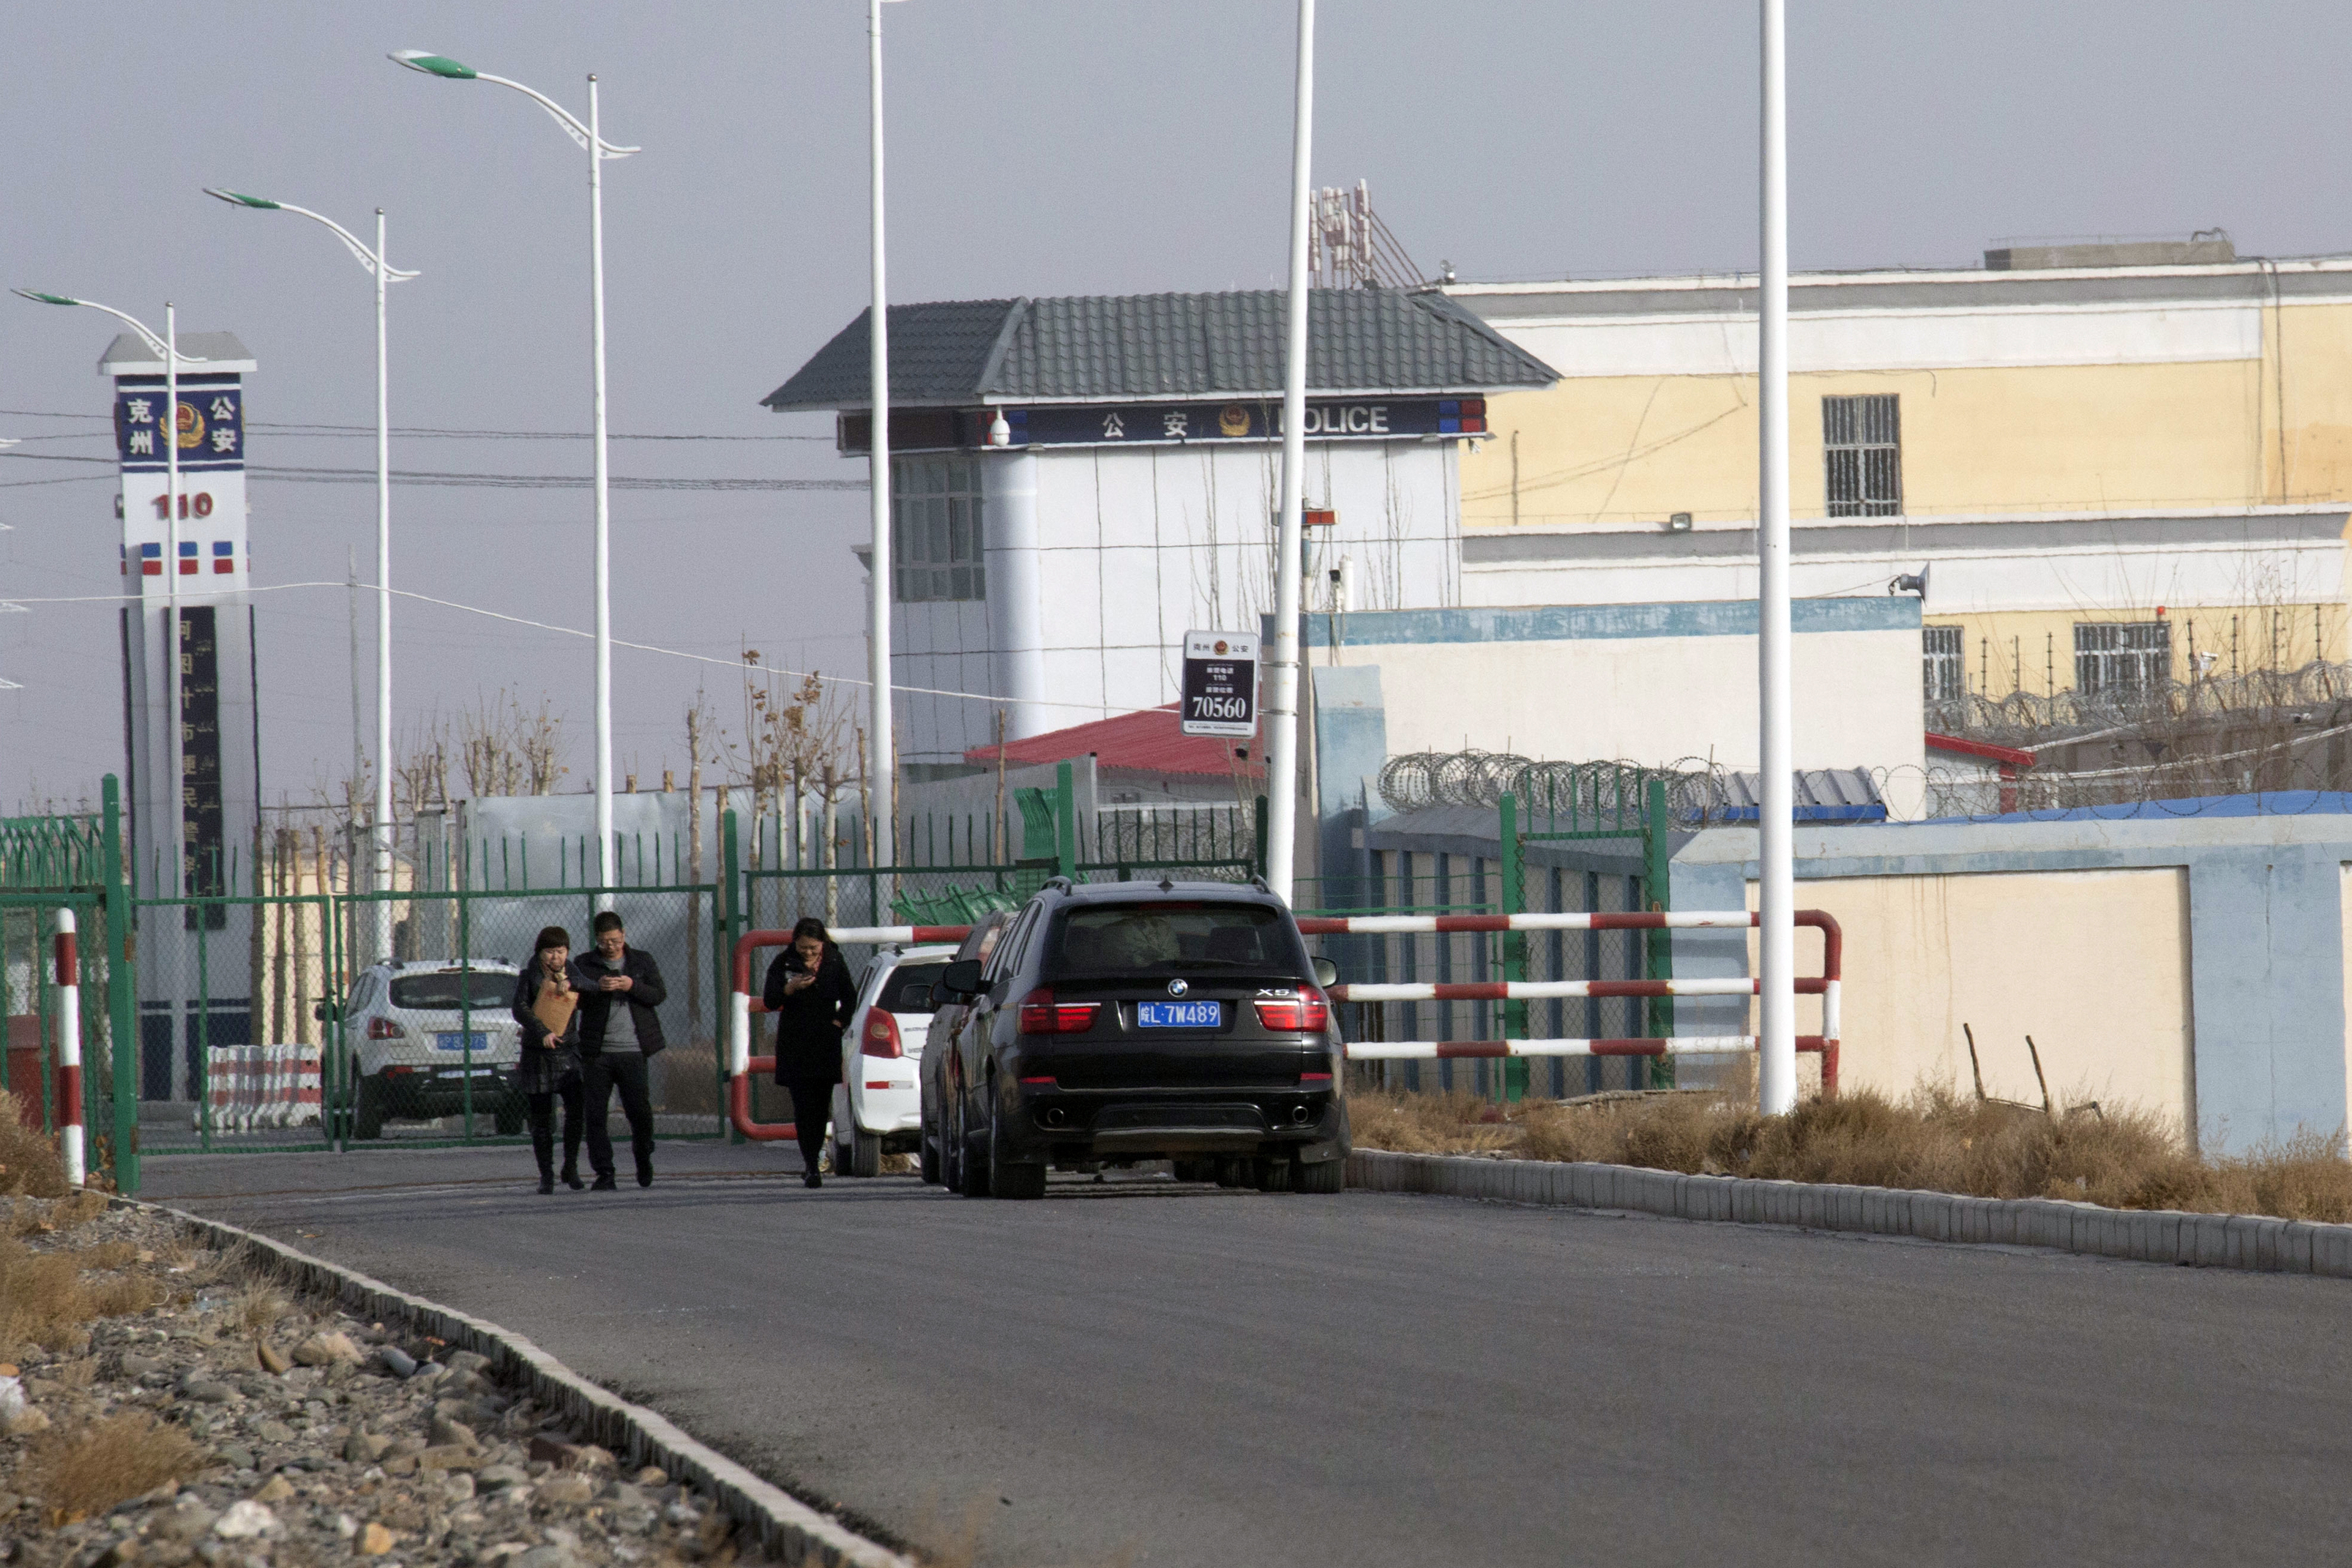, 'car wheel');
1292,1157,1345,1194
1213,1157,1250,1188
988,1100,1046,1201
955,1089,990,1198
1170,1158,1214,1184
353,1076,389,1141
848,1125,883,1178
1250,1157,1293,1192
